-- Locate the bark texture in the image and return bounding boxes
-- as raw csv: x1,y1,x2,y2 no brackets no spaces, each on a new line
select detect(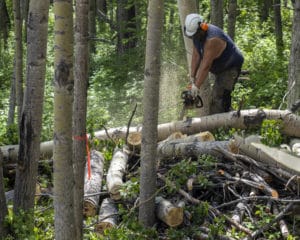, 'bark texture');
73,0,89,237
227,0,237,40
106,148,129,200
83,150,104,217
210,0,223,28
95,198,118,234
288,0,300,109
139,0,164,227
53,0,75,238
13,0,49,216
